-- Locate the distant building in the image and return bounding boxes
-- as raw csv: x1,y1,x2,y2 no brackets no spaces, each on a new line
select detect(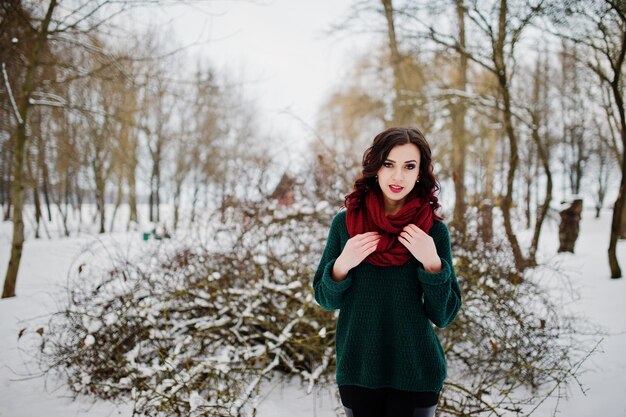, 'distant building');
270,173,296,207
